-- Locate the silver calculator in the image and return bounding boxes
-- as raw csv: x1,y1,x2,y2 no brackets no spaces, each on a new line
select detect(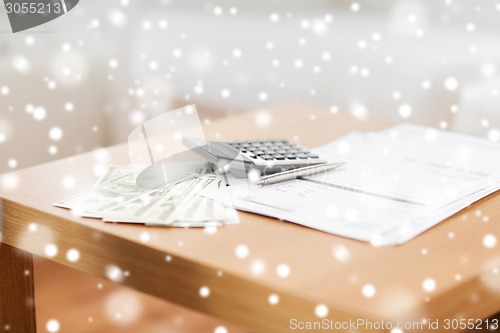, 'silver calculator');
184,137,327,176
